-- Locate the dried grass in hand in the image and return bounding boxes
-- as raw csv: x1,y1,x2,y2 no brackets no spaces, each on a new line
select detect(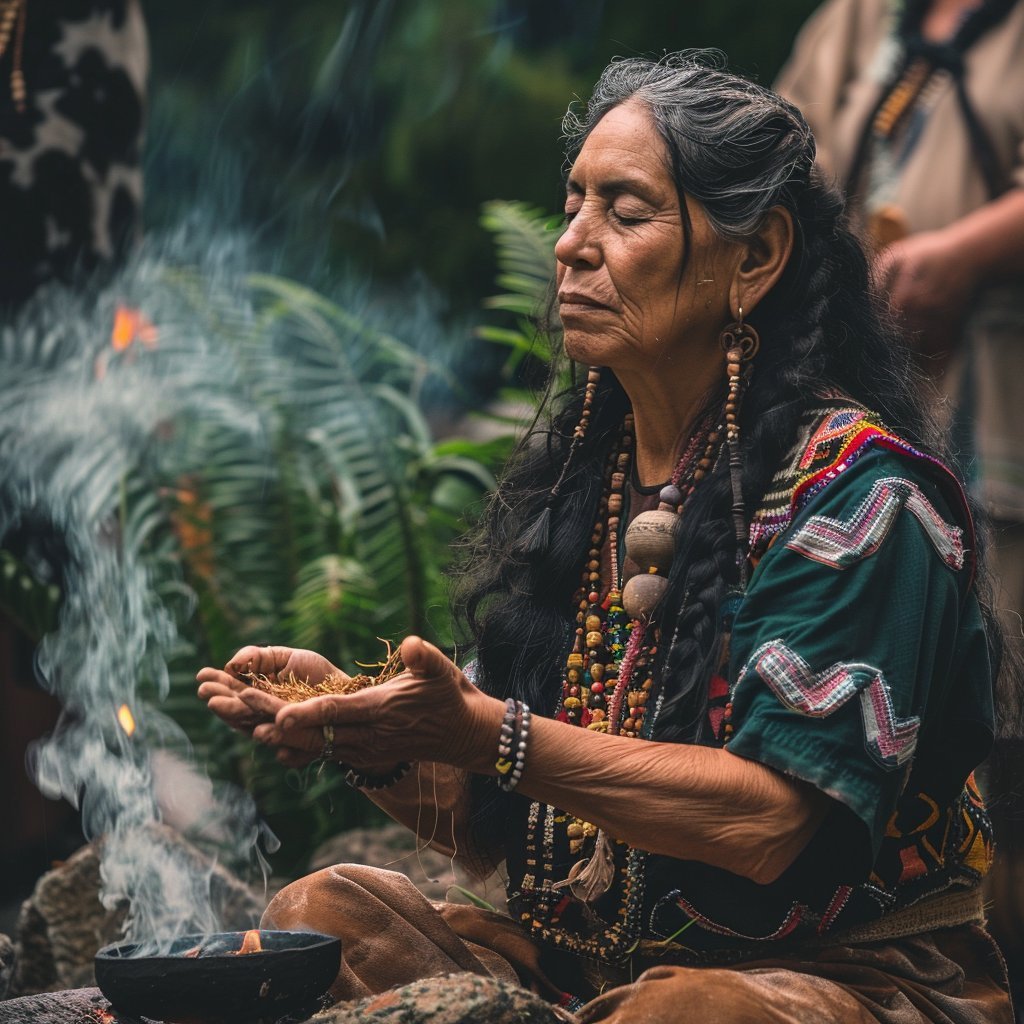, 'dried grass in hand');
242,641,405,702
